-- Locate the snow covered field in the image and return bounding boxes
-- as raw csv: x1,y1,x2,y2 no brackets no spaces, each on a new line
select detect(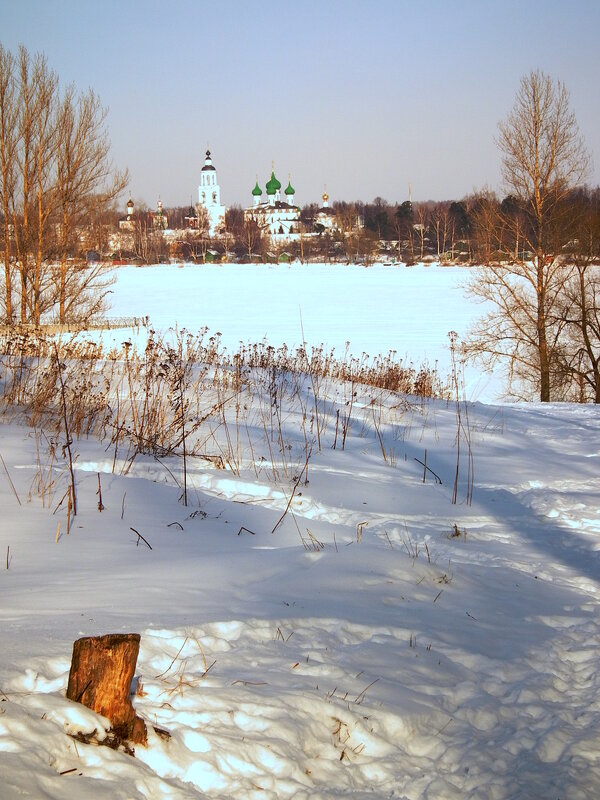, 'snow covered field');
107,262,501,402
0,263,599,799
